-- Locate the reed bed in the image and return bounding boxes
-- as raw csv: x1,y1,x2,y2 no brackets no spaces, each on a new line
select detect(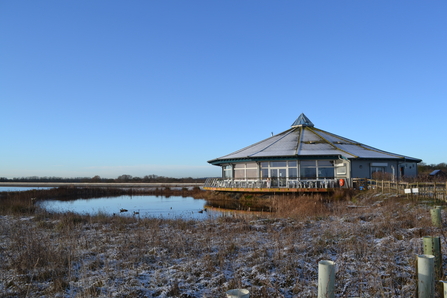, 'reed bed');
0,188,443,297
